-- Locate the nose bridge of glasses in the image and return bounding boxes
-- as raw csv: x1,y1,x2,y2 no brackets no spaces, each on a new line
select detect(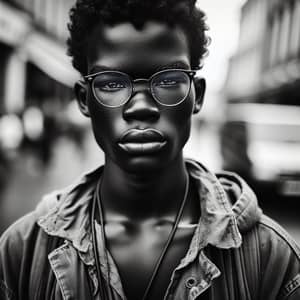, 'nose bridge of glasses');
132,78,151,94
123,77,160,120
